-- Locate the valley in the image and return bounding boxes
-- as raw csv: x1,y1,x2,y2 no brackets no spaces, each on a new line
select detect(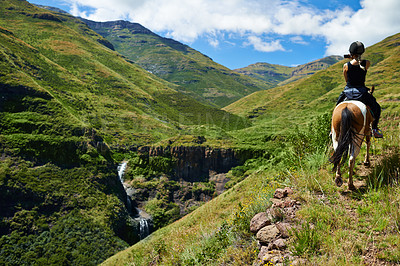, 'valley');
1,1,400,265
